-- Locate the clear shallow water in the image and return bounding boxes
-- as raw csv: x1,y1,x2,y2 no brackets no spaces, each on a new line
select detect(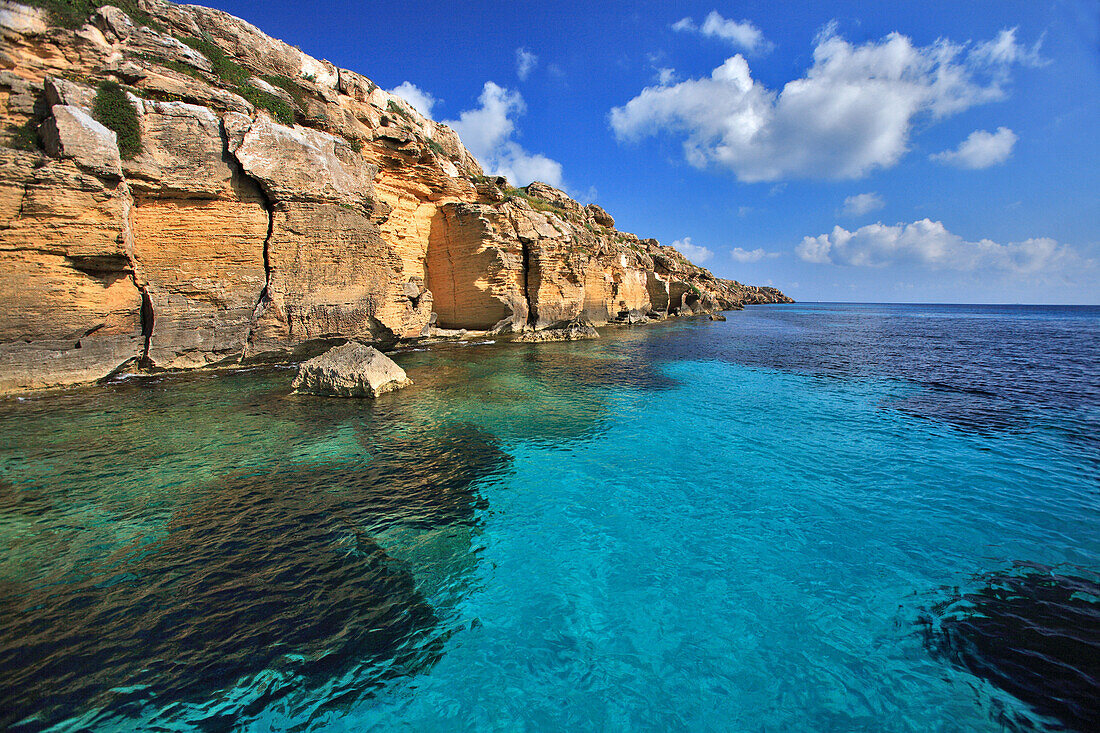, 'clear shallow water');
1,303,1097,731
